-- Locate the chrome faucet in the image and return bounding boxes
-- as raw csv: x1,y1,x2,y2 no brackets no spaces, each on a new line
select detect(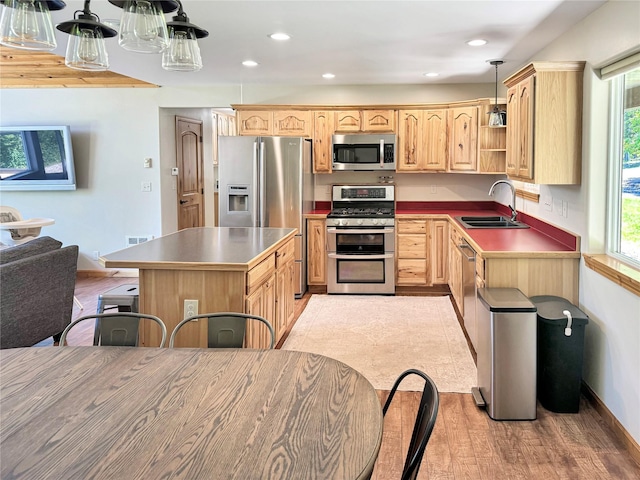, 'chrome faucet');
489,180,517,221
